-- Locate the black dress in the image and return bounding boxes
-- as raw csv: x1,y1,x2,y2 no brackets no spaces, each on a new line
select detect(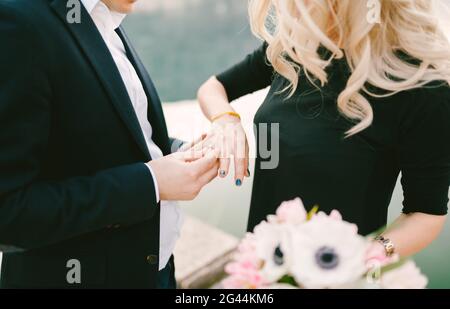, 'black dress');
217,44,450,235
